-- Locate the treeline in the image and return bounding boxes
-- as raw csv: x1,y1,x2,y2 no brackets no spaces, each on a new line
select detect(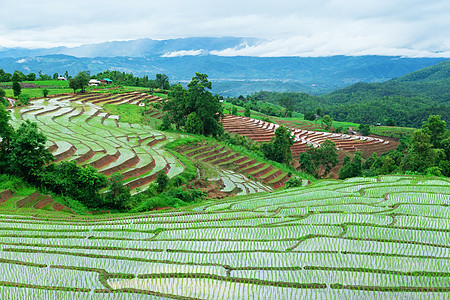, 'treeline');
0,68,172,90
295,115,450,179
247,90,449,128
